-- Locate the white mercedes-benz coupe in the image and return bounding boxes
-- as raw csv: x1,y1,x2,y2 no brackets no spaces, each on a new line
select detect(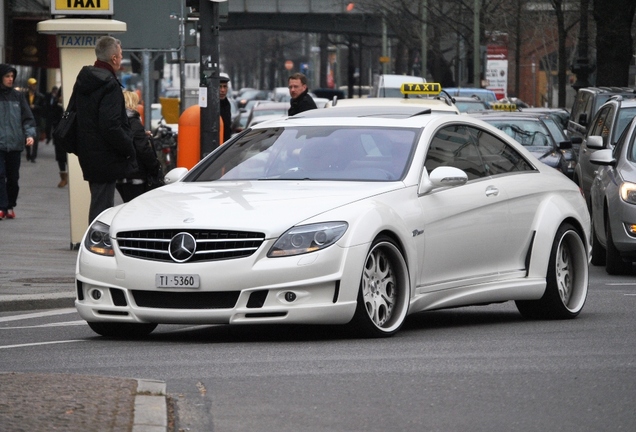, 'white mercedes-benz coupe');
76,110,590,338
